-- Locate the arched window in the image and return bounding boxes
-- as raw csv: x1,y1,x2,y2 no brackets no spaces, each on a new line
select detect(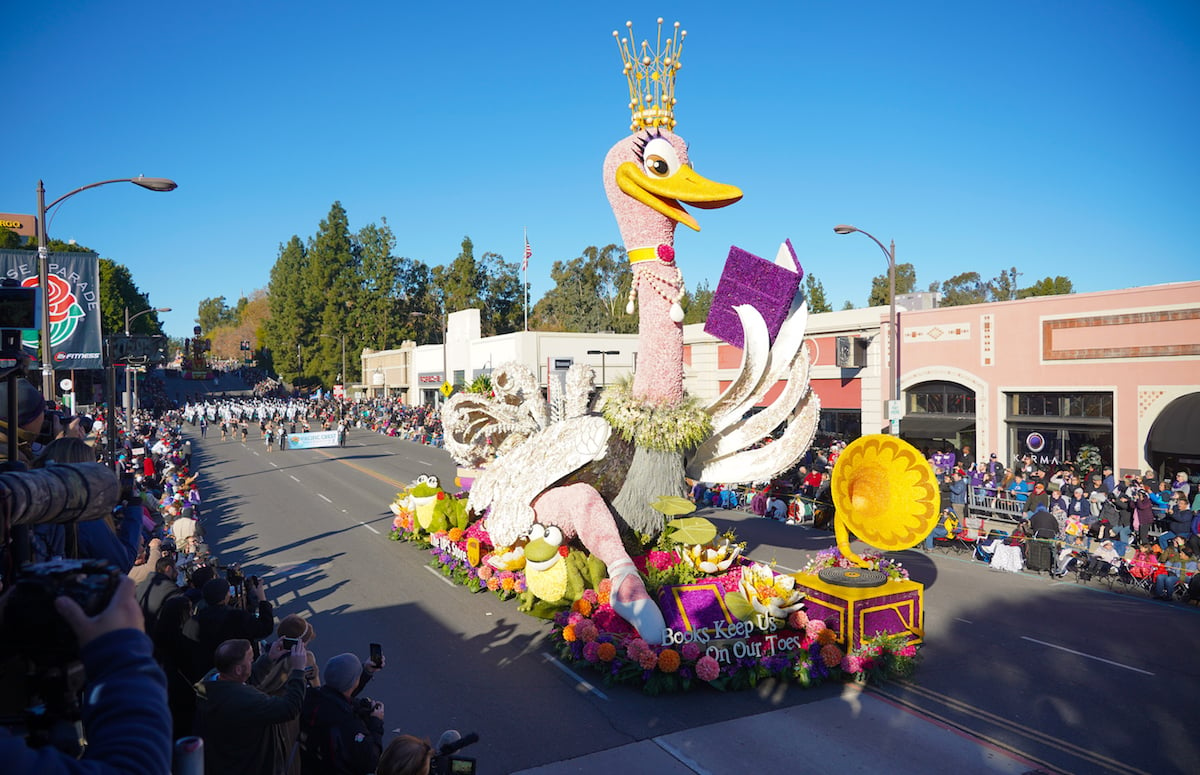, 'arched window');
907,381,976,415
